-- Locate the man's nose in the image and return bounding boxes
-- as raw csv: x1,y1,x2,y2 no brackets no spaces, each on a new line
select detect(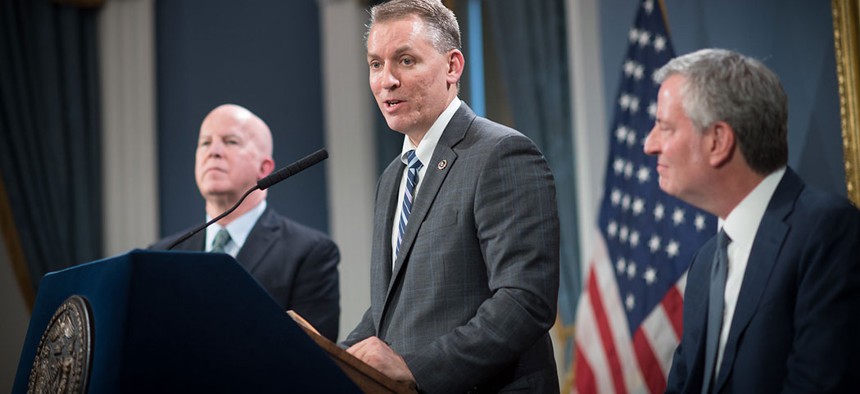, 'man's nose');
381,64,400,90
208,139,225,156
643,128,659,155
